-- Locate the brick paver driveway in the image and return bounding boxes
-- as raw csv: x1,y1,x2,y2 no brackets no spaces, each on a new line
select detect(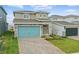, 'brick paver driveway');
18,38,64,54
